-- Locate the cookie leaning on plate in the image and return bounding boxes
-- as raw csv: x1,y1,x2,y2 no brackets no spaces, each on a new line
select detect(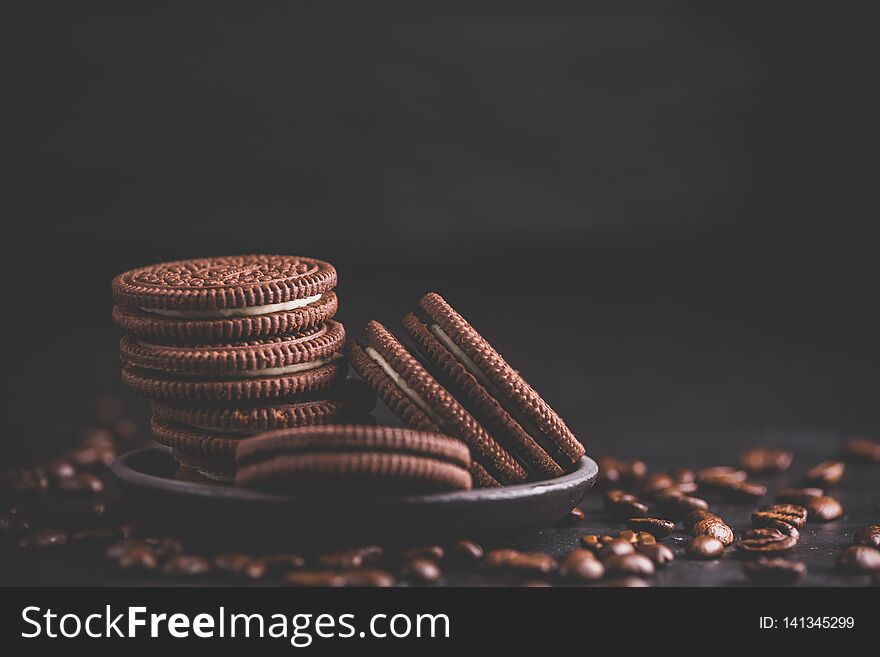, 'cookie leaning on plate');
346,320,528,487
235,425,473,493
112,254,338,343
402,292,584,477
